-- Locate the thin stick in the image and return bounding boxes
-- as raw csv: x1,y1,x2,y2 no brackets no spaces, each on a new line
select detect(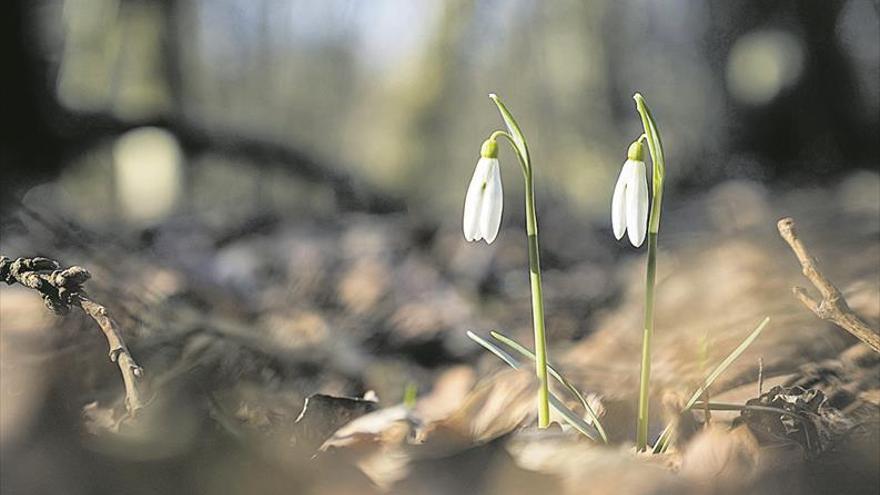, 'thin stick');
702,386,711,427
777,217,880,354
692,401,810,423
694,400,815,451
1,256,146,415
757,357,764,397
77,296,145,413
